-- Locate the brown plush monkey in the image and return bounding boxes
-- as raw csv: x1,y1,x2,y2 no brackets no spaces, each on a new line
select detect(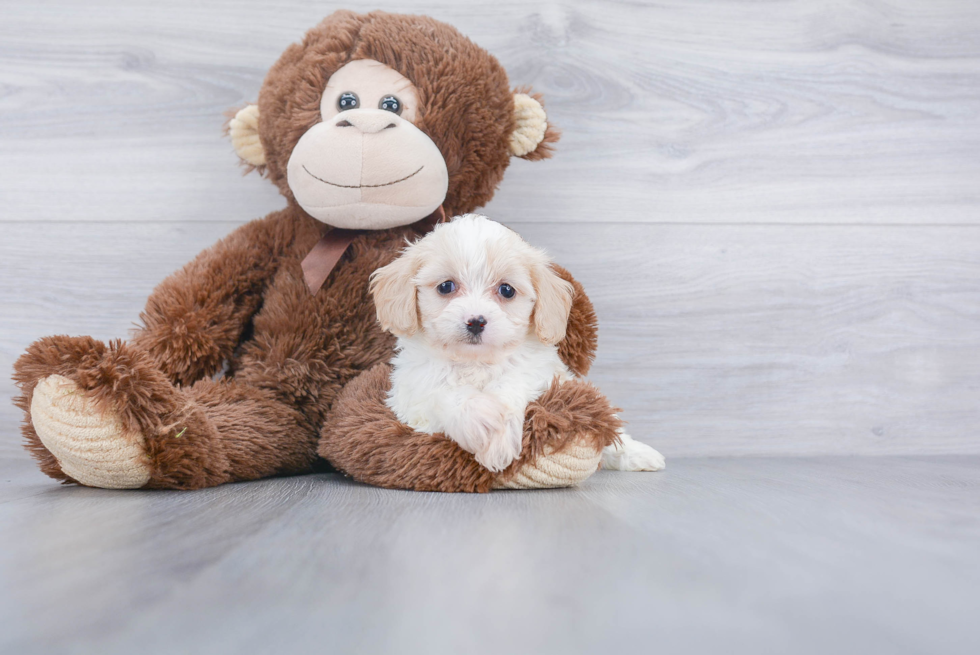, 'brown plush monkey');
13,11,620,491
